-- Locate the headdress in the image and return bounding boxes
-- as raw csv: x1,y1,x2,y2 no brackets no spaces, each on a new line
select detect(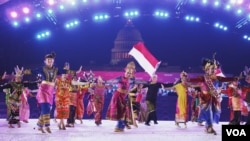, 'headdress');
180,71,187,78
242,66,250,83
202,58,213,70
125,61,136,72
14,65,24,78
84,70,96,83
45,52,56,59
201,53,219,71
97,75,104,83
